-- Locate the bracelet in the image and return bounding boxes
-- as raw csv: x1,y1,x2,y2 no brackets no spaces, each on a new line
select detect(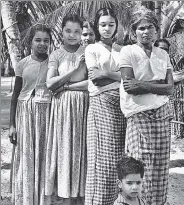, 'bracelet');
64,83,69,90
